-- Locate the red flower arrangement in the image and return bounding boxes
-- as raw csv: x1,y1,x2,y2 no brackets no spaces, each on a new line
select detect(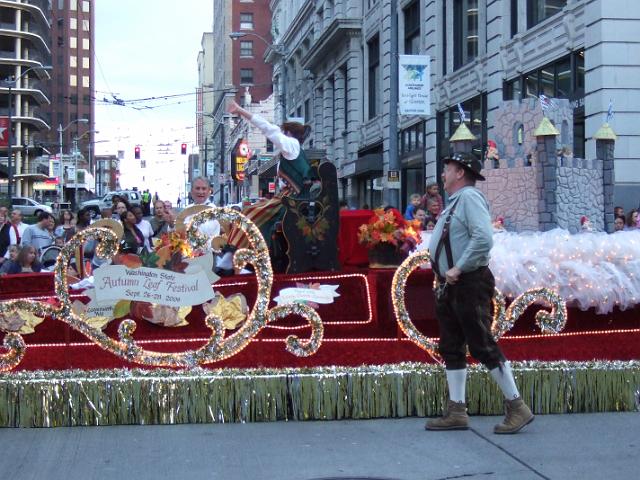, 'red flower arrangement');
357,208,422,254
